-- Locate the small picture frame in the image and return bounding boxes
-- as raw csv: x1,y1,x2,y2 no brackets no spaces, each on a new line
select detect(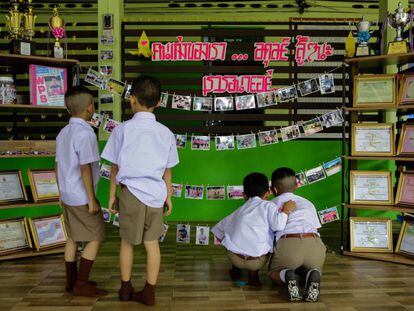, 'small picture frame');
103,14,113,29
318,206,339,224
350,170,393,205
319,74,335,94
395,171,414,206
184,185,204,200
397,124,414,155
322,158,342,177
172,183,183,198
395,221,414,257
191,135,210,151
206,186,225,200
196,226,210,245
236,134,257,150
193,97,212,112
0,218,32,256
28,169,59,202
29,215,67,251
277,85,297,102
258,130,278,146
100,50,113,61
322,110,344,128
214,97,234,111
175,134,187,149
0,171,28,205
280,124,301,142
215,135,235,151
352,123,395,156
398,74,414,105
172,95,191,111
298,78,320,96
256,91,277,108
305,166,326,184
227,186,244,200
350,217,393,253
176,224,190,243
302,117,323,136
235,95,256,111
354,74,396,107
